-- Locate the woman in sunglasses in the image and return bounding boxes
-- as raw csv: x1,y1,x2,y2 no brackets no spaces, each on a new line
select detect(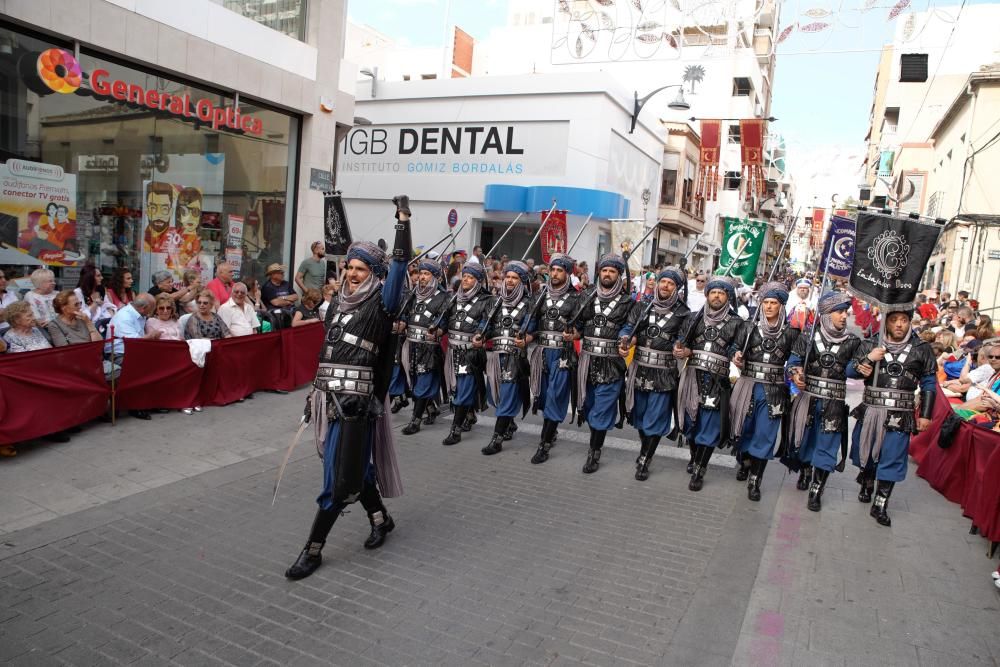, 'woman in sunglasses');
145,294,183,341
